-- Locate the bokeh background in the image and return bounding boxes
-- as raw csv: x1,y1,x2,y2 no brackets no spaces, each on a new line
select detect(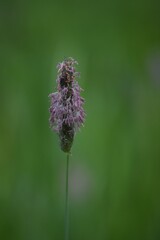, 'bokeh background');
0,0,160,239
